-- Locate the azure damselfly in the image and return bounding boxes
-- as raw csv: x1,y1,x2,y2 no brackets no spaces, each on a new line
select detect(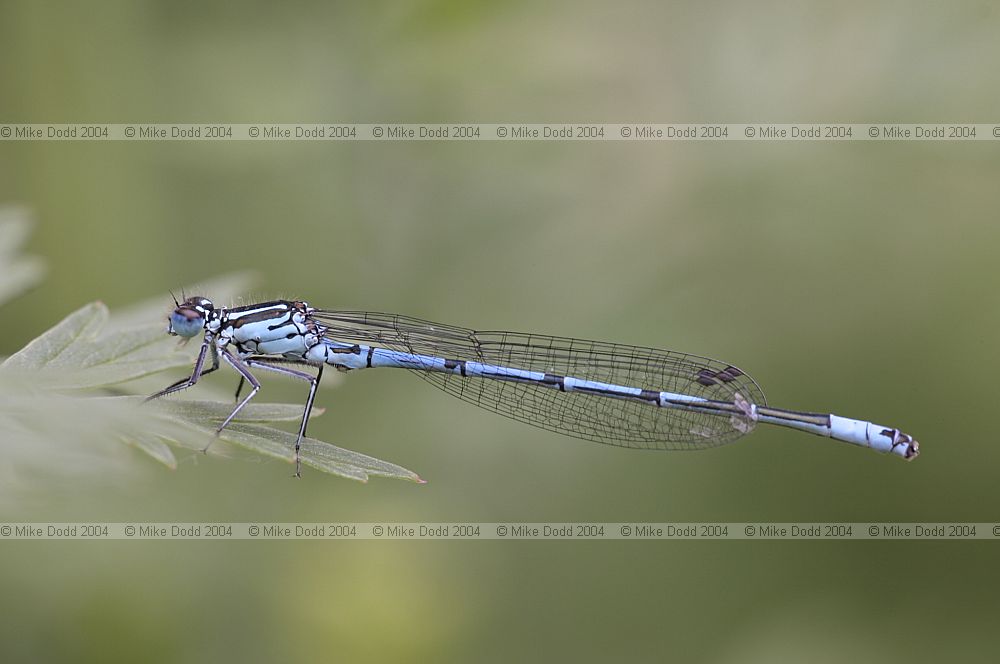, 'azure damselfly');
148,296,919,477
